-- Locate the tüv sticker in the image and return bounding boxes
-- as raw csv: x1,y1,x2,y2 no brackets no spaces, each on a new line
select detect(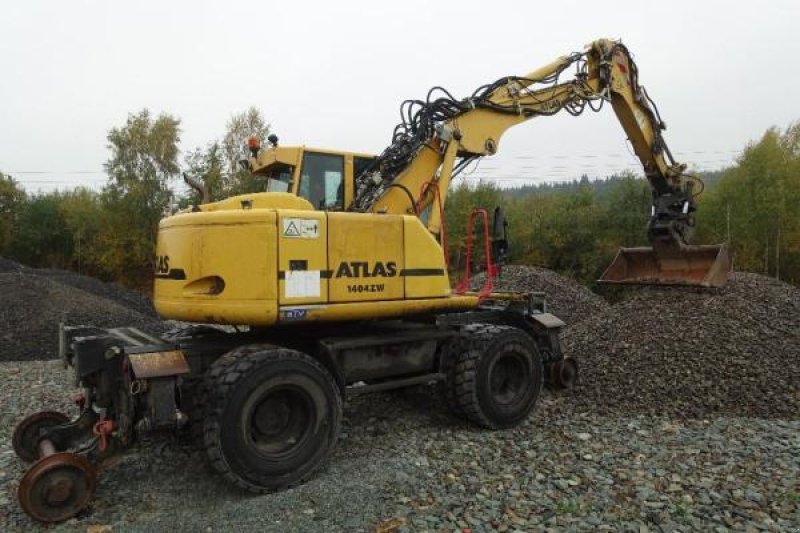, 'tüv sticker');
280,309,307,320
